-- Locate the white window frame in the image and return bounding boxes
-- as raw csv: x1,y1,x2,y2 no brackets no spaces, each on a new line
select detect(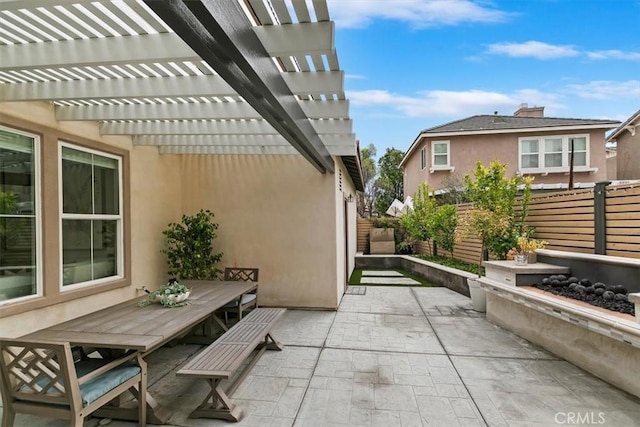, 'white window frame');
0,126,42,305
430,140,454,173
518,134,595,174
58,142,124,291
420,147,426,170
